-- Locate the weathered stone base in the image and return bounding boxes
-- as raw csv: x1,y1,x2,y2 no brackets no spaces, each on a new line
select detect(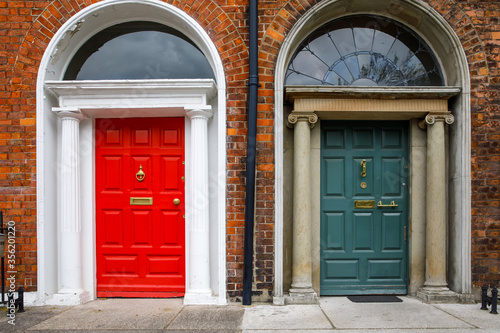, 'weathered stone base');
417,286,460,303
184,289,218,305
273,296,285,305
459,293,476,304
47,290,90,306
285,289,319,304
